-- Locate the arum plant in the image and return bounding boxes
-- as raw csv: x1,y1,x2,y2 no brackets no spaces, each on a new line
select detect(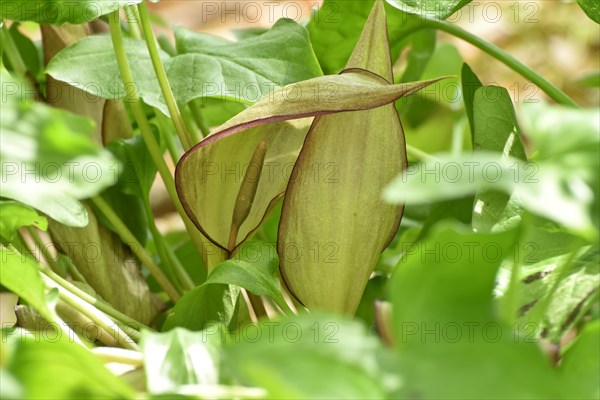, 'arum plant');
175,1,442,313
